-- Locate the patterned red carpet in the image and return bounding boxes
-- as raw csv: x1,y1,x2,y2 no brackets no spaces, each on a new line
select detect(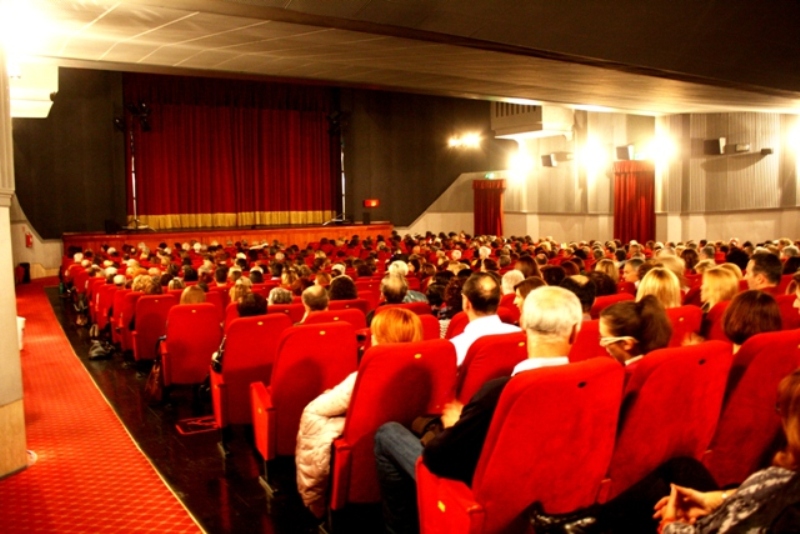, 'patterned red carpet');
0,279,203,534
